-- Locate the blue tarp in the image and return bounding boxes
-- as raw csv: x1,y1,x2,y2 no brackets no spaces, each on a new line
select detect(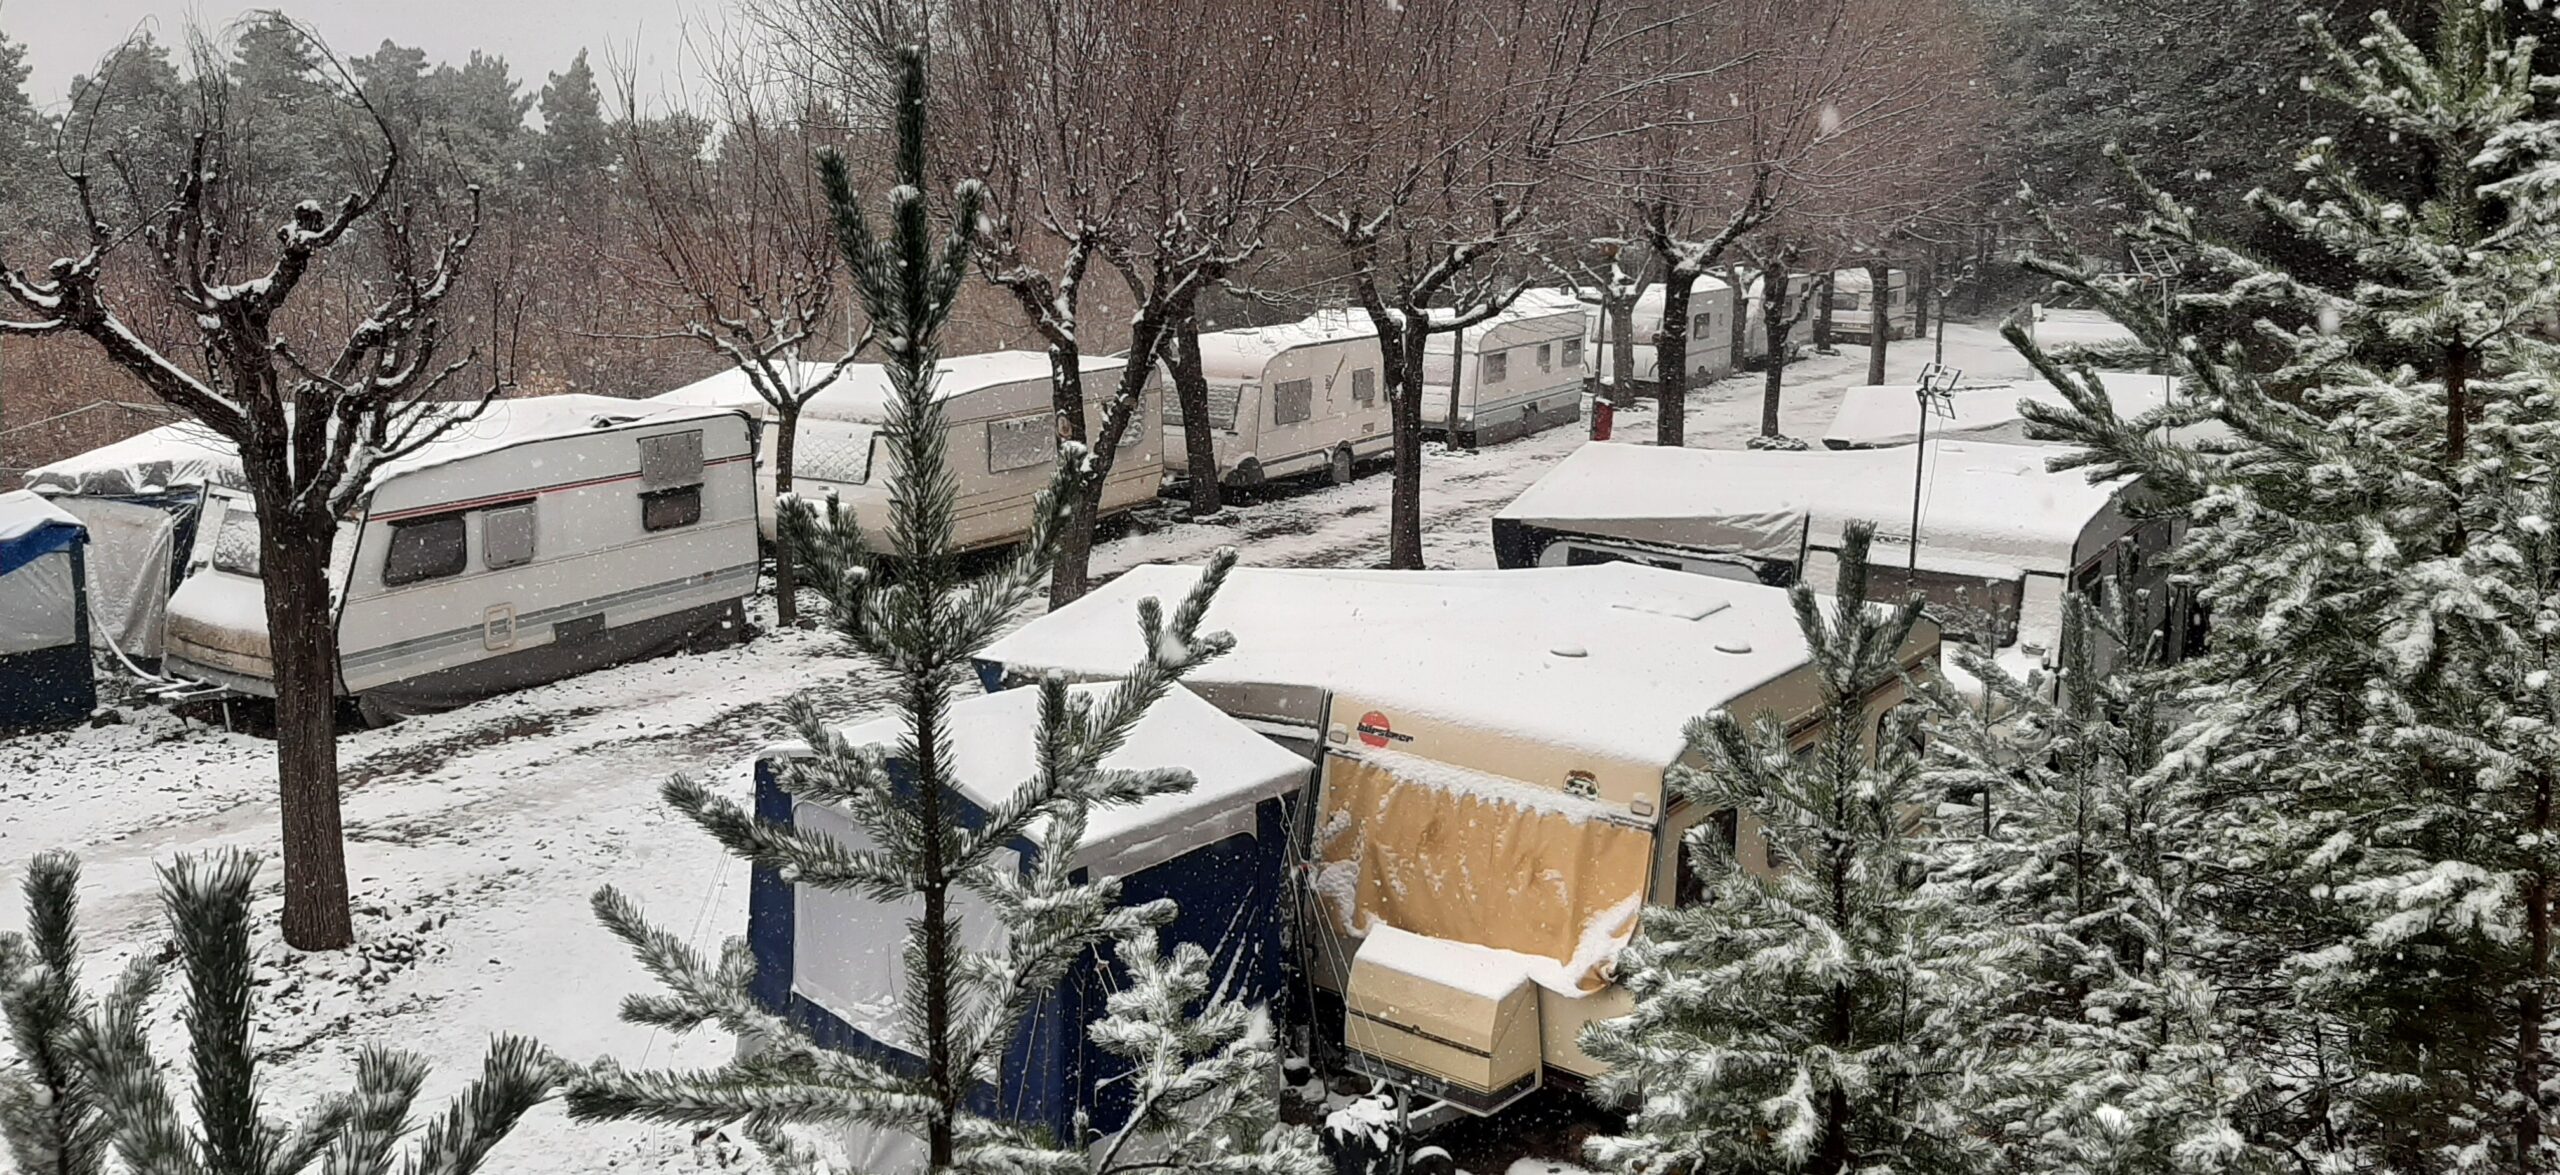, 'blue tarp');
0,491,95,730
